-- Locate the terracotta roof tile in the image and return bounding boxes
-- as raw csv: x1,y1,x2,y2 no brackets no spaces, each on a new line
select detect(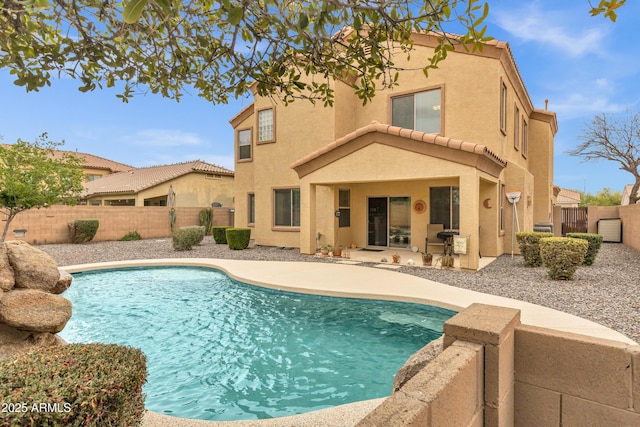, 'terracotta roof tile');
83,160,233,197
290,121,507,169
1,144,133,172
